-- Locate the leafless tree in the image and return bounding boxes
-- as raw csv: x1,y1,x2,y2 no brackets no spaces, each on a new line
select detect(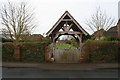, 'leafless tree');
1,1,35,42
86,7,116,39
0,1,36,60
1,28,10,38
